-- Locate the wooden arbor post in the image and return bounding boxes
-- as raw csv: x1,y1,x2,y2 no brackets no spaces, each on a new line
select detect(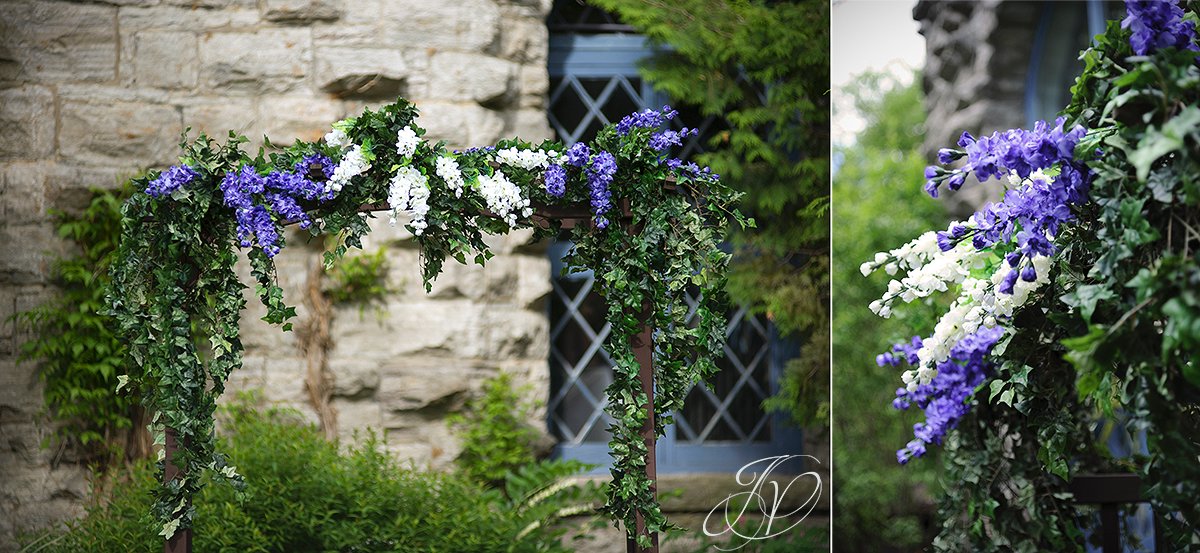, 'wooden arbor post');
161,193,664,553
163,428,191,553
